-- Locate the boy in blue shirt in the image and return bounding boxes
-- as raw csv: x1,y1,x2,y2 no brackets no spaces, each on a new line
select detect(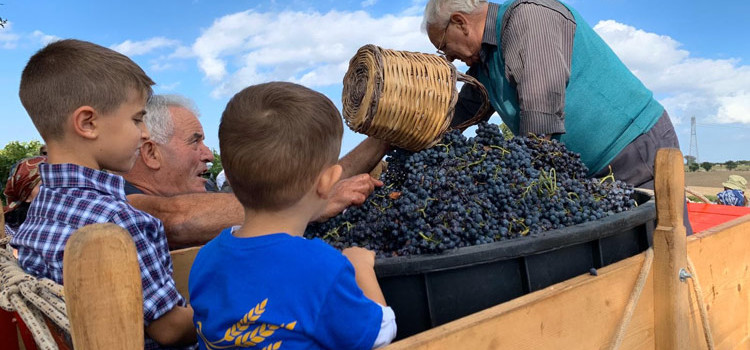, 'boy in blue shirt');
189,82,397,349
11,39,196,349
